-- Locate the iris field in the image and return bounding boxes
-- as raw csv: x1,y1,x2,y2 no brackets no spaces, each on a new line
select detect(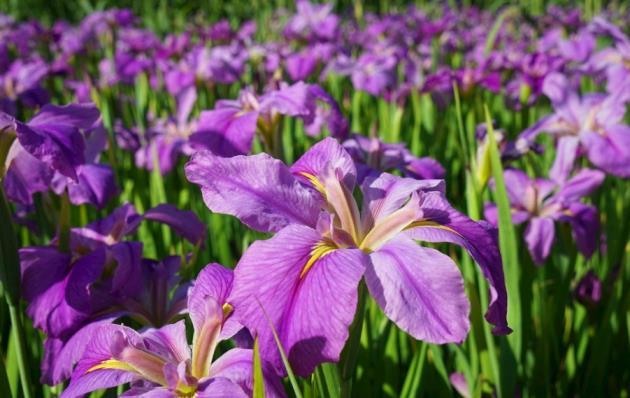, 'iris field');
0,1,629,397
